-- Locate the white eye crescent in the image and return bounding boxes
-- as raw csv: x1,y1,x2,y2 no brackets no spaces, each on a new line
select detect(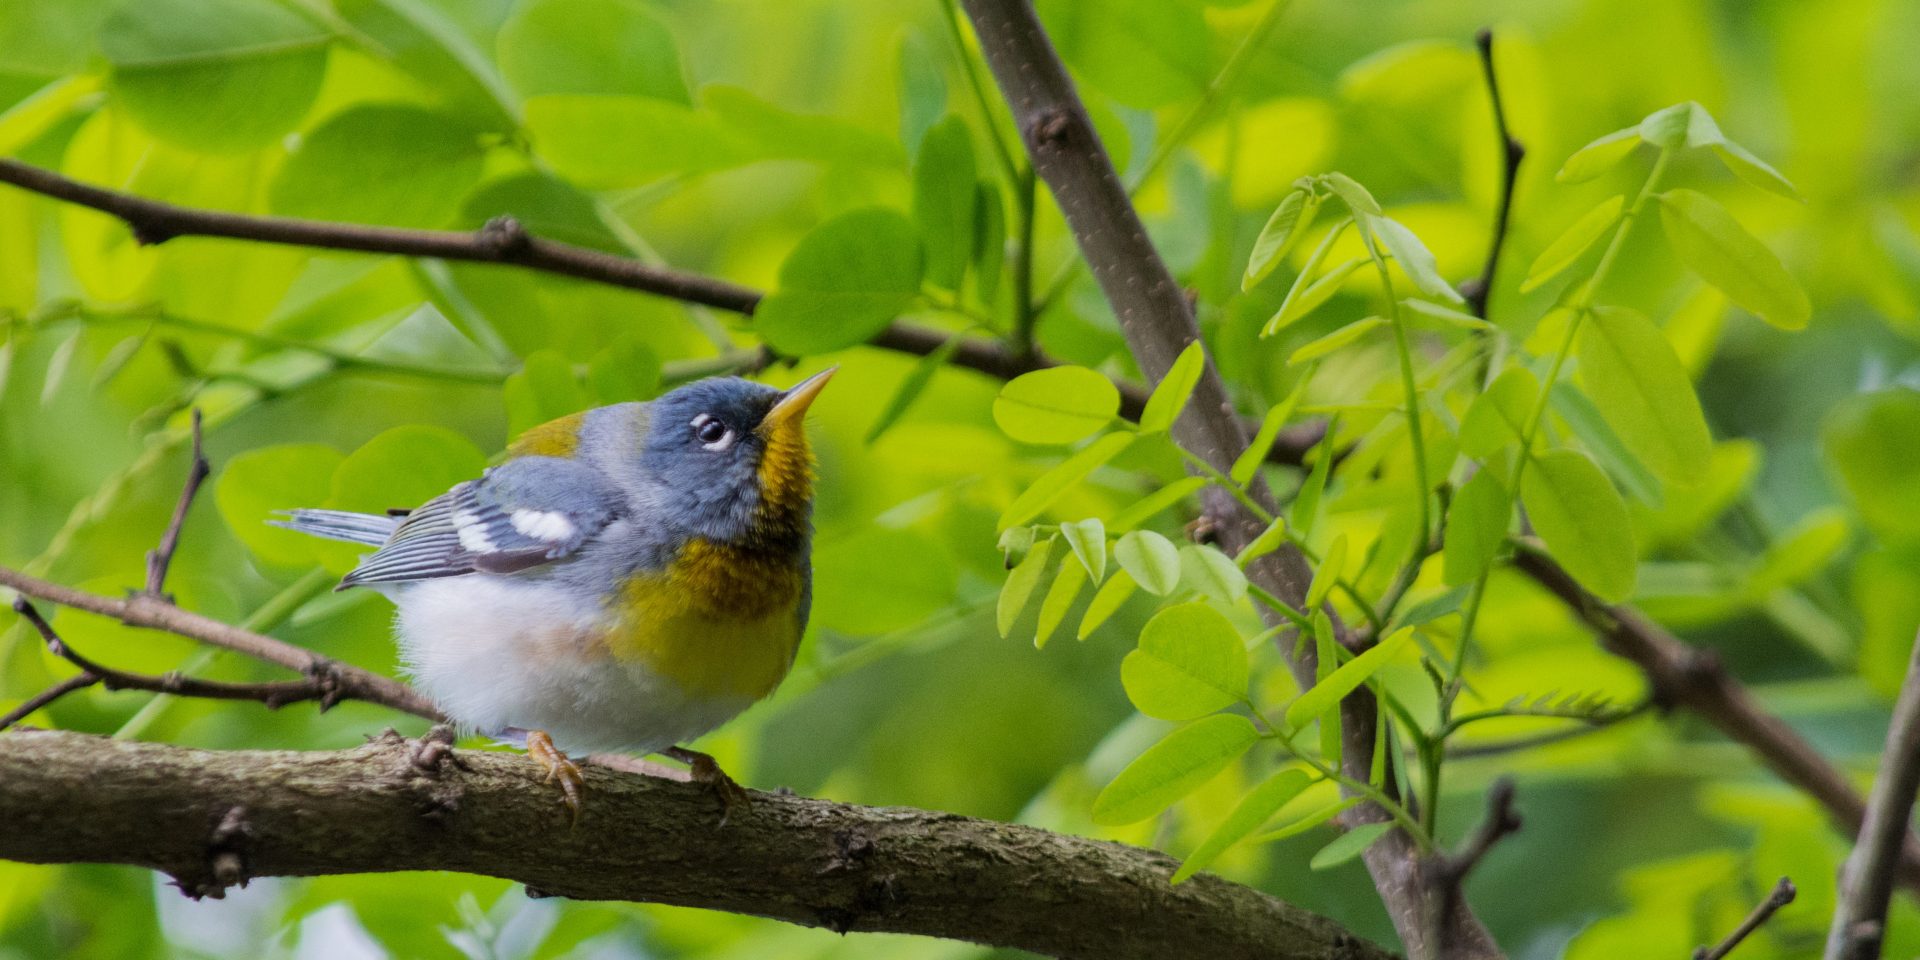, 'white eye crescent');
691,413,735,450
